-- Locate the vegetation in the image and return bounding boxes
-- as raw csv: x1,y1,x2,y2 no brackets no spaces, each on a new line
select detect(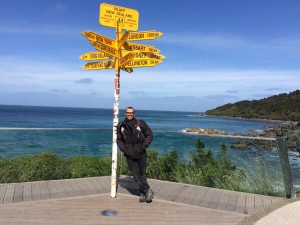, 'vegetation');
0,139,285,197
205,90,300,122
